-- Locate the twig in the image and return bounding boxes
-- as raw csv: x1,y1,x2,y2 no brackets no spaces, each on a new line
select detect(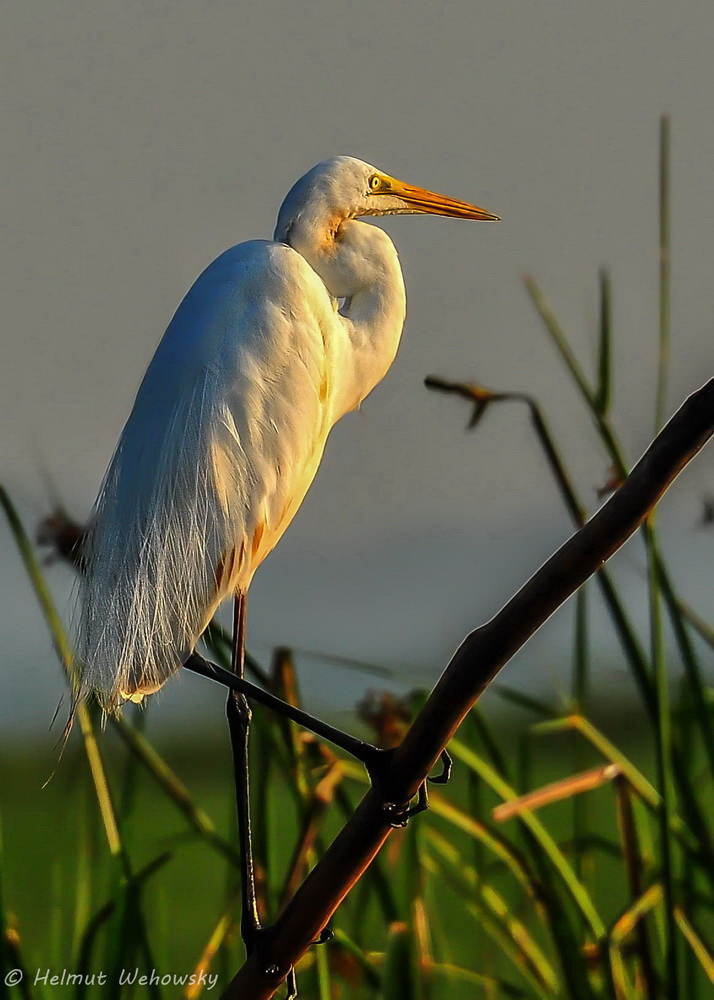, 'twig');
222,378,714,999
492,764,621,823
